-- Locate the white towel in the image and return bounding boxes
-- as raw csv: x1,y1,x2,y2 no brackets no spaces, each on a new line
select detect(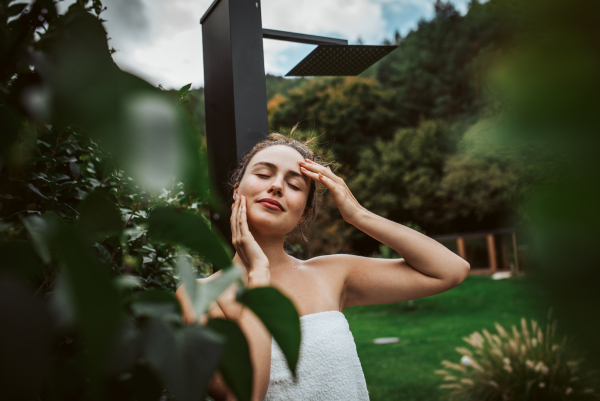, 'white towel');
265,310,369,400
